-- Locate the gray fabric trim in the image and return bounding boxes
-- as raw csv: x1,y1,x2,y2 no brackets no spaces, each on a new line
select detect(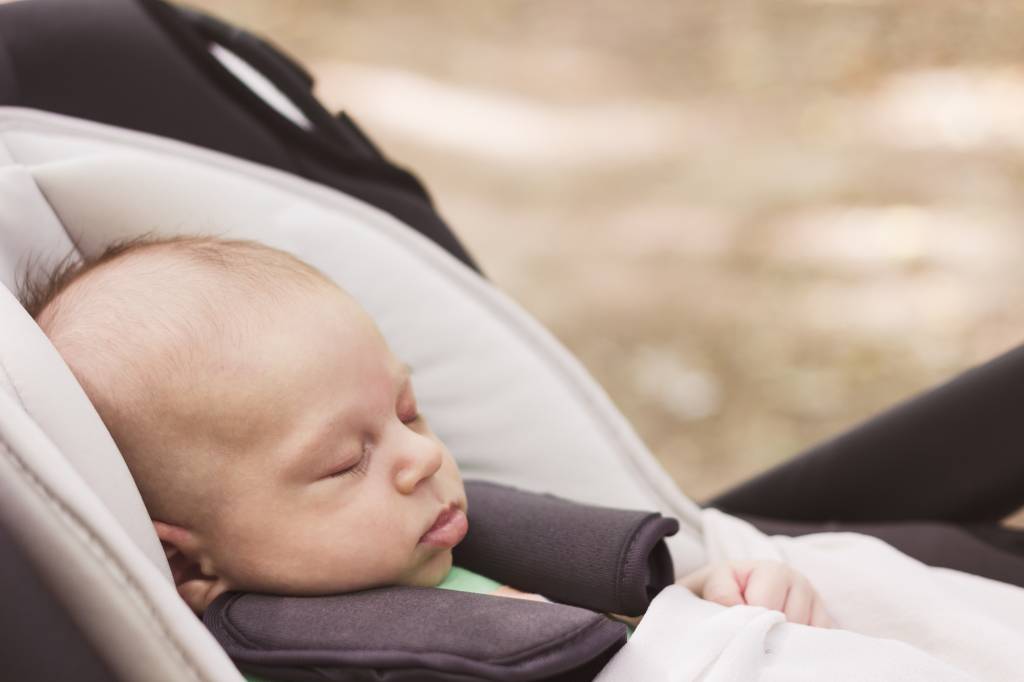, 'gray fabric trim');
204,588,626,681
454,481,678,615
